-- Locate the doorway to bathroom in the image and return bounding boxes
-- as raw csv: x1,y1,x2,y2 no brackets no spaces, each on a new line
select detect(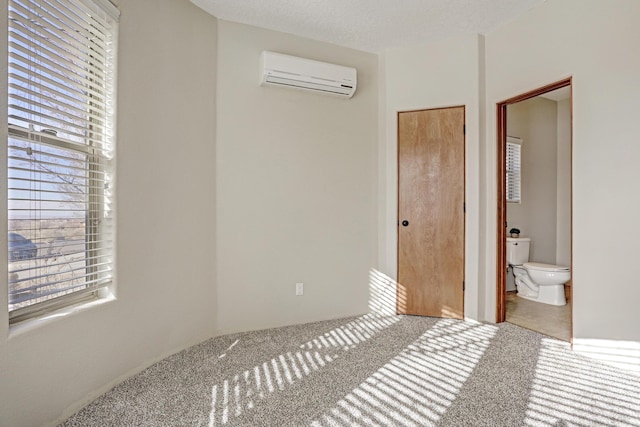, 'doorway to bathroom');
496,79,572,342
